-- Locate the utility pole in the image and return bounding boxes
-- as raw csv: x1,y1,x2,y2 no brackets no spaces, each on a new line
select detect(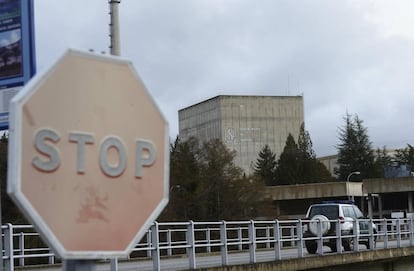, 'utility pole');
109,0,121,56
